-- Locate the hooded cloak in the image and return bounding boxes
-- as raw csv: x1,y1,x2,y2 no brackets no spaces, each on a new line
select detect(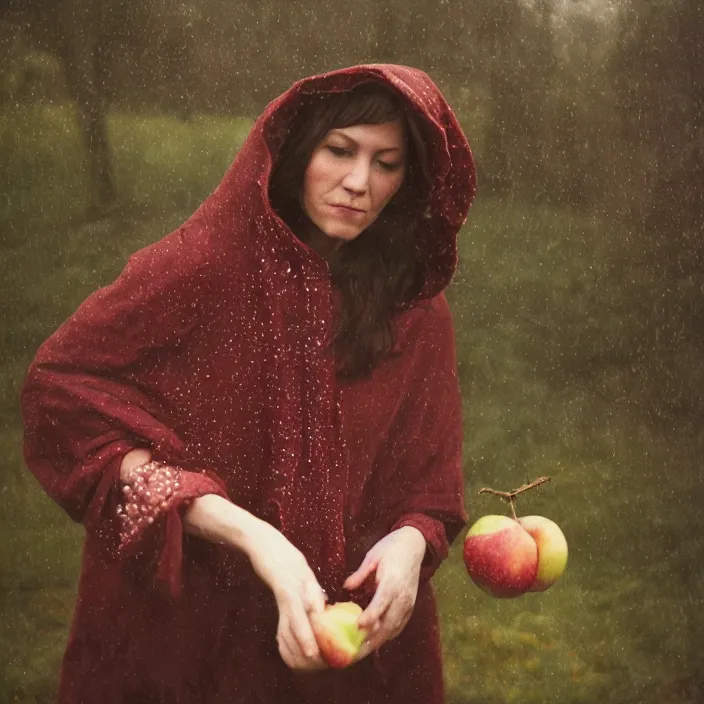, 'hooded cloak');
21,64,476,703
